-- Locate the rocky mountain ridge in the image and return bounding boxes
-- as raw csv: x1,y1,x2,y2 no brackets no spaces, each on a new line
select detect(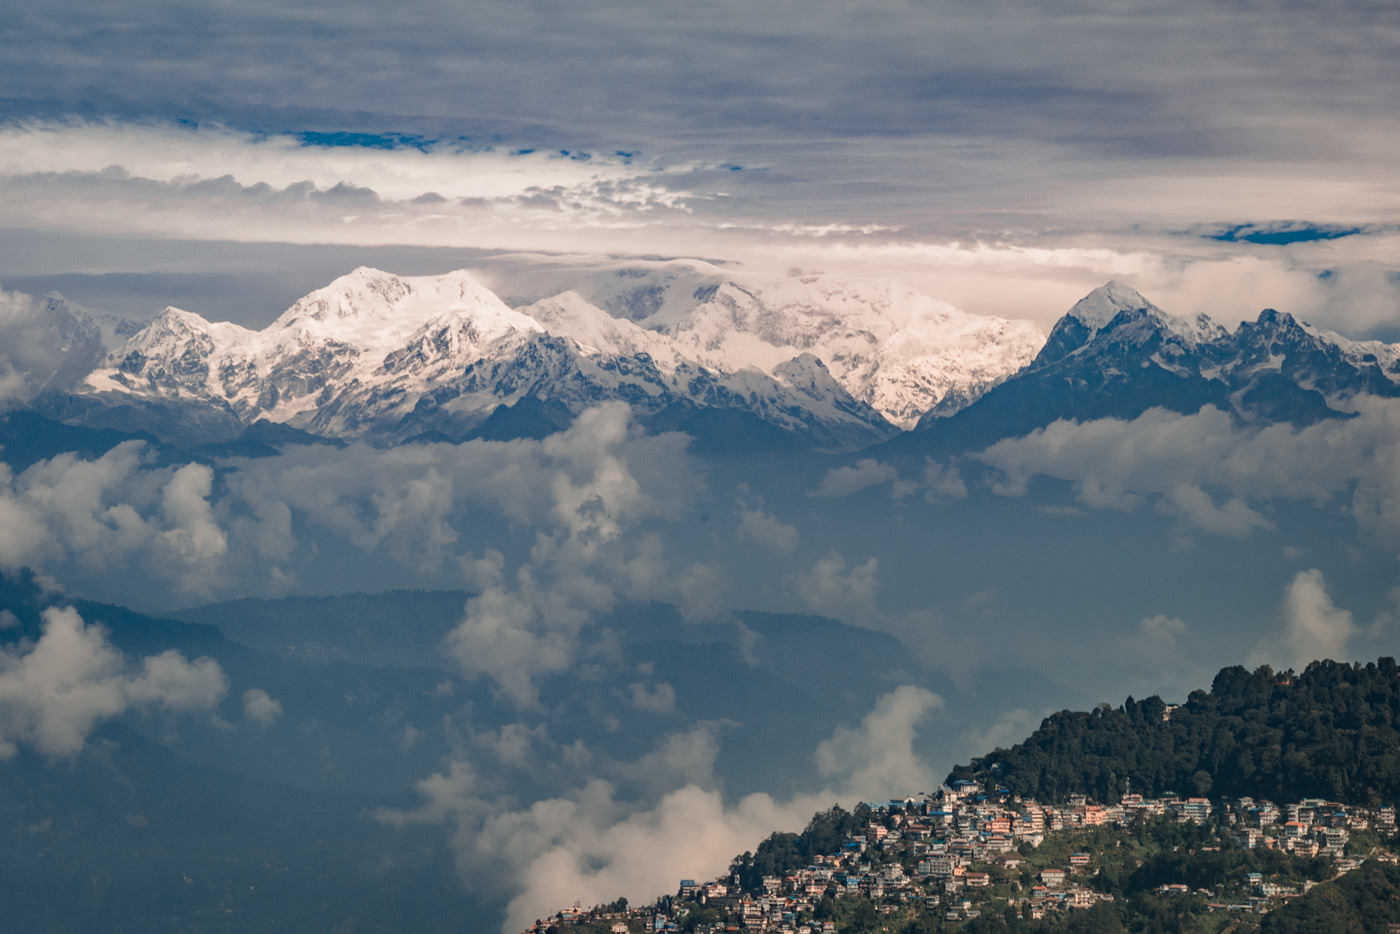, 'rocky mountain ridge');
901,280,1400,453
14,269,1400,453
62,264,1046,448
